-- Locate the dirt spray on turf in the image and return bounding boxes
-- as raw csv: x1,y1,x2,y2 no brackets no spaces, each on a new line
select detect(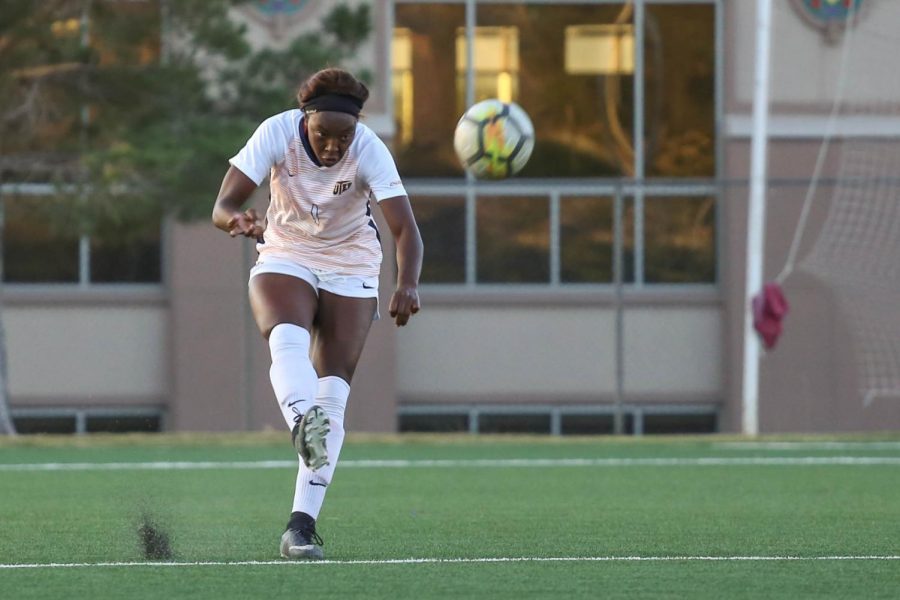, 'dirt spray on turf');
137,512,173,560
